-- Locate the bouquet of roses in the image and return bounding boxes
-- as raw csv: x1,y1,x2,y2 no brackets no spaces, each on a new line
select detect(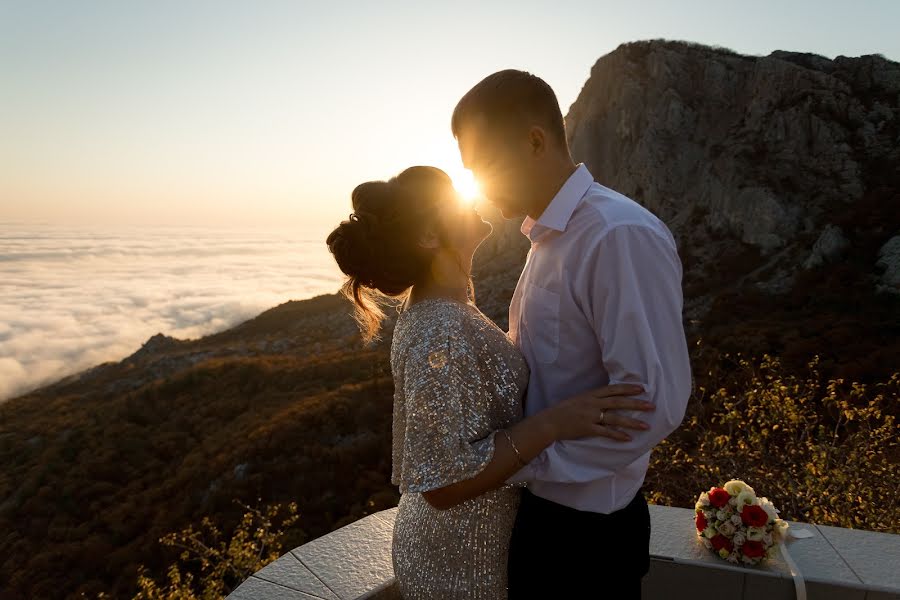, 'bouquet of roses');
695,479,789,565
